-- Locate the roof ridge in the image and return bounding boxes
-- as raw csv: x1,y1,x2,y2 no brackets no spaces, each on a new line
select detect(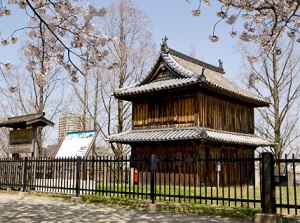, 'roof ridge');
131,126,197,132
161,51,197,78
7,112,45,120
167,48,225,74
